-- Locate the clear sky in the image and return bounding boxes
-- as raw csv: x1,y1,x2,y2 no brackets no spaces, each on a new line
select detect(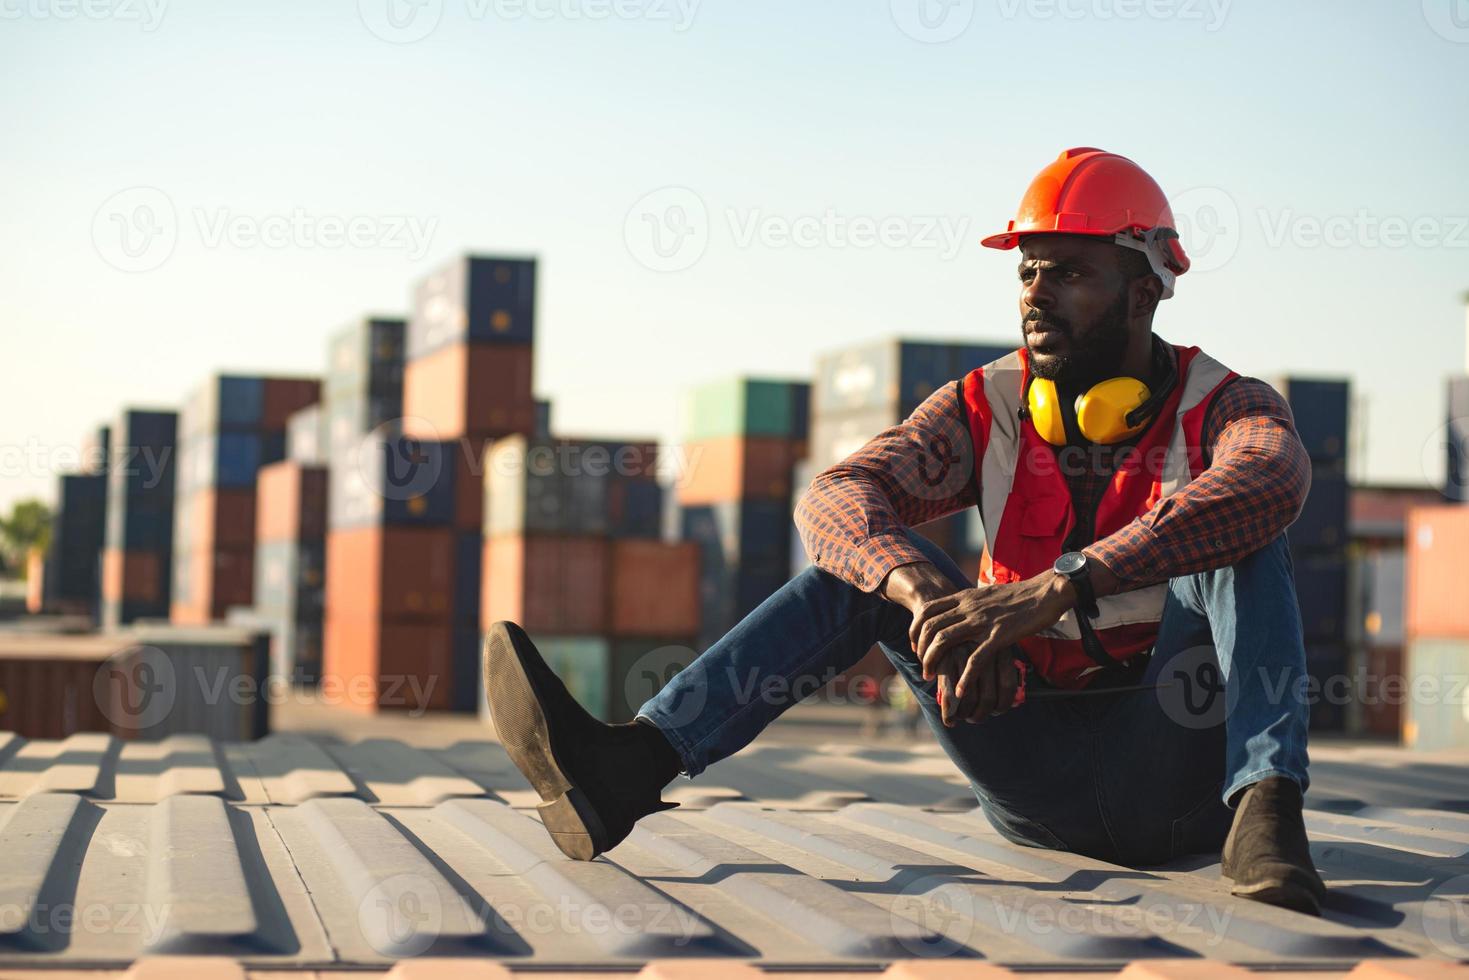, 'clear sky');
3,0,1467,511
